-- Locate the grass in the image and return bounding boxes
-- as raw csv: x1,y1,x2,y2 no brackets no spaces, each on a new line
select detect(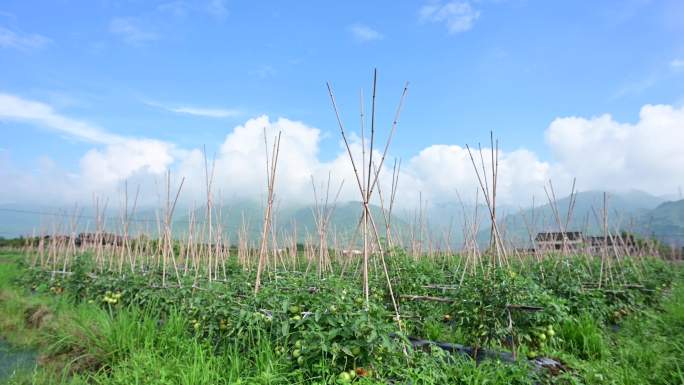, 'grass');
557,314,607,360
0,251,313,384
550,276,684,385
2,250,684,384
